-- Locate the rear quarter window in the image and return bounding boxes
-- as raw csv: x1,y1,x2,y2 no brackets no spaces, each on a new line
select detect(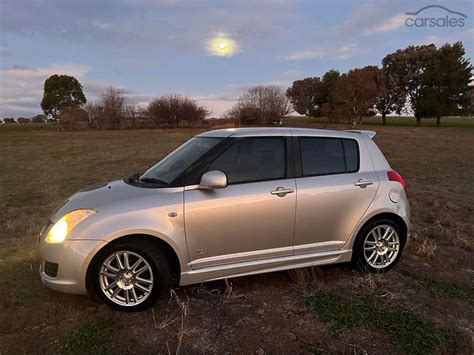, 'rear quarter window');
342,139,359,173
